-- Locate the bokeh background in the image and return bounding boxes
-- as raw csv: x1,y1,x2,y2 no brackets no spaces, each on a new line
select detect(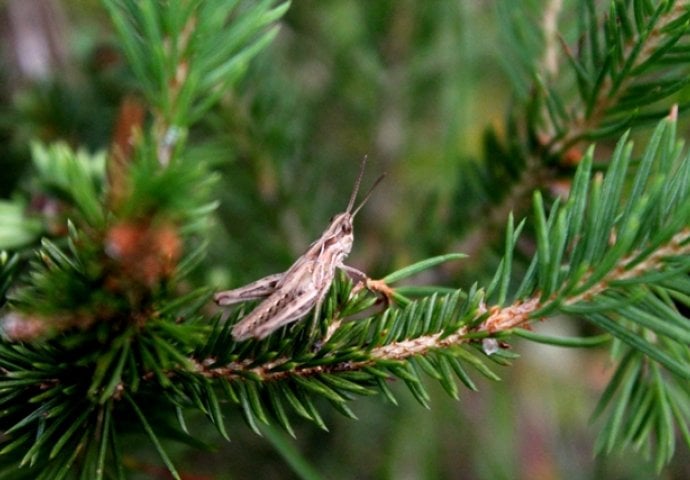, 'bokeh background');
2,1,688,478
